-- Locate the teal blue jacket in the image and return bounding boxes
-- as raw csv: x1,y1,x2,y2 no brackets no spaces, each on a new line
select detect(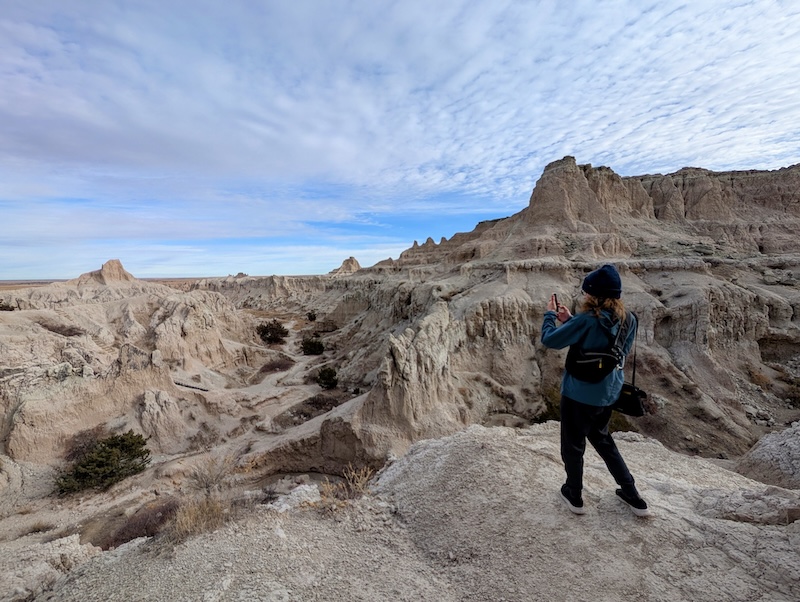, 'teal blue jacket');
541,309,637,407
